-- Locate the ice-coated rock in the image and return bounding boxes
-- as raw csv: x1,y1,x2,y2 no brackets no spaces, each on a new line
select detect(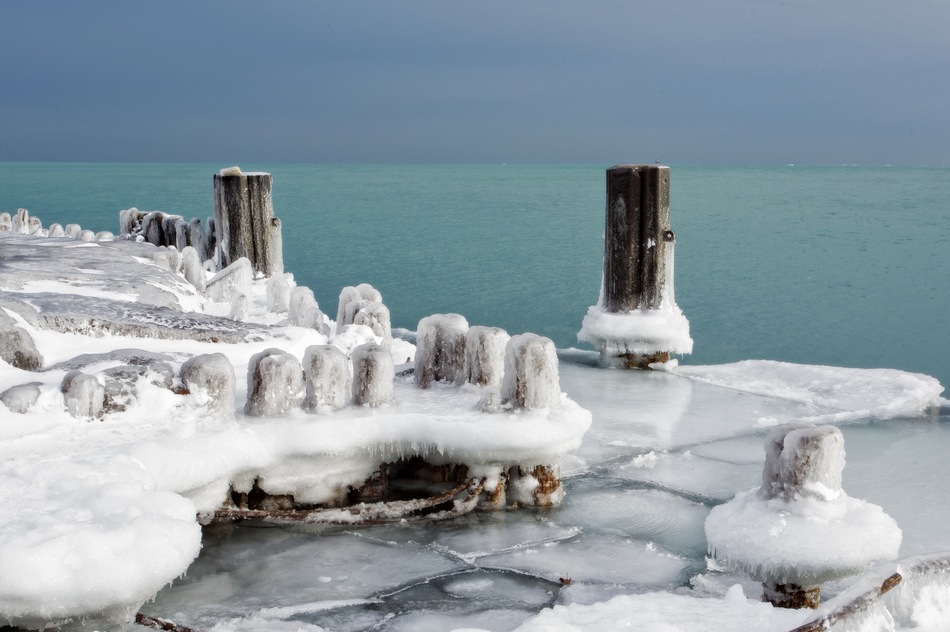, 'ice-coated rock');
61,371,105,419
78,229,97,243
336,284,383,328
352,342,394,407
288,286,328,334
65,223,82,239
1,383,41,413
266,274,291,313
353,301,391,346
464,326,510,387
501,333,561,410
0,323,43,371
245,349,303,417
0,212,11,232
180,353,236,415
205,257,253,303
414,313,469,388
302,344,349,412
180,246,206,292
